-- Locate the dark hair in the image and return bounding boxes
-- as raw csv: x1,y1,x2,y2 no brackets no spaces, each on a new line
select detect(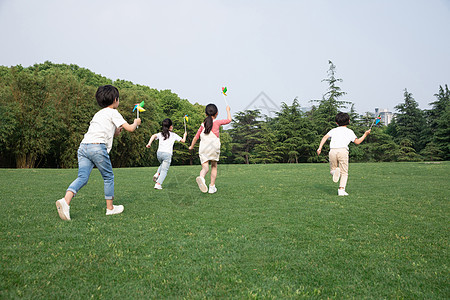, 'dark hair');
95,85,119,108
161,118,172,140
335,112,350,126
204,104,218,134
